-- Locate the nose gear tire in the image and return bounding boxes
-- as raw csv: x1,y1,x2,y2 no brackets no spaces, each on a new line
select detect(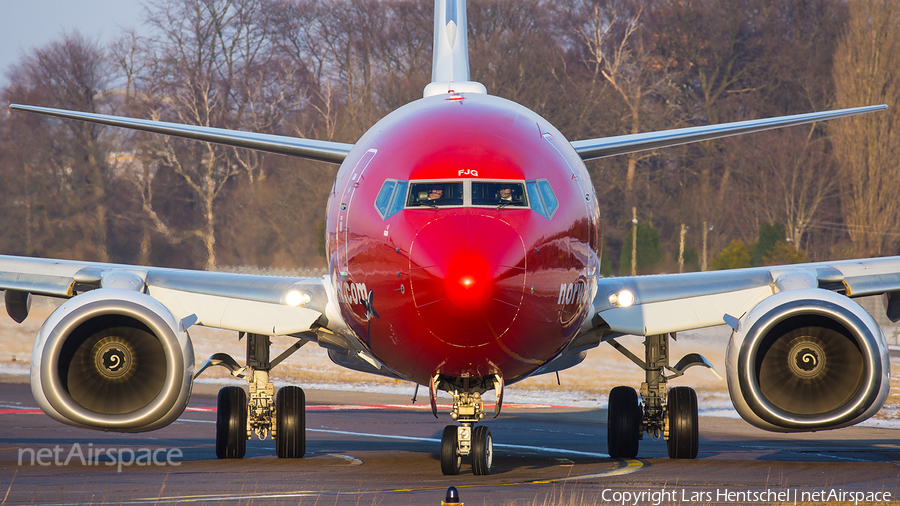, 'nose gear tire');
472,425,493,475
441,425,461,475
